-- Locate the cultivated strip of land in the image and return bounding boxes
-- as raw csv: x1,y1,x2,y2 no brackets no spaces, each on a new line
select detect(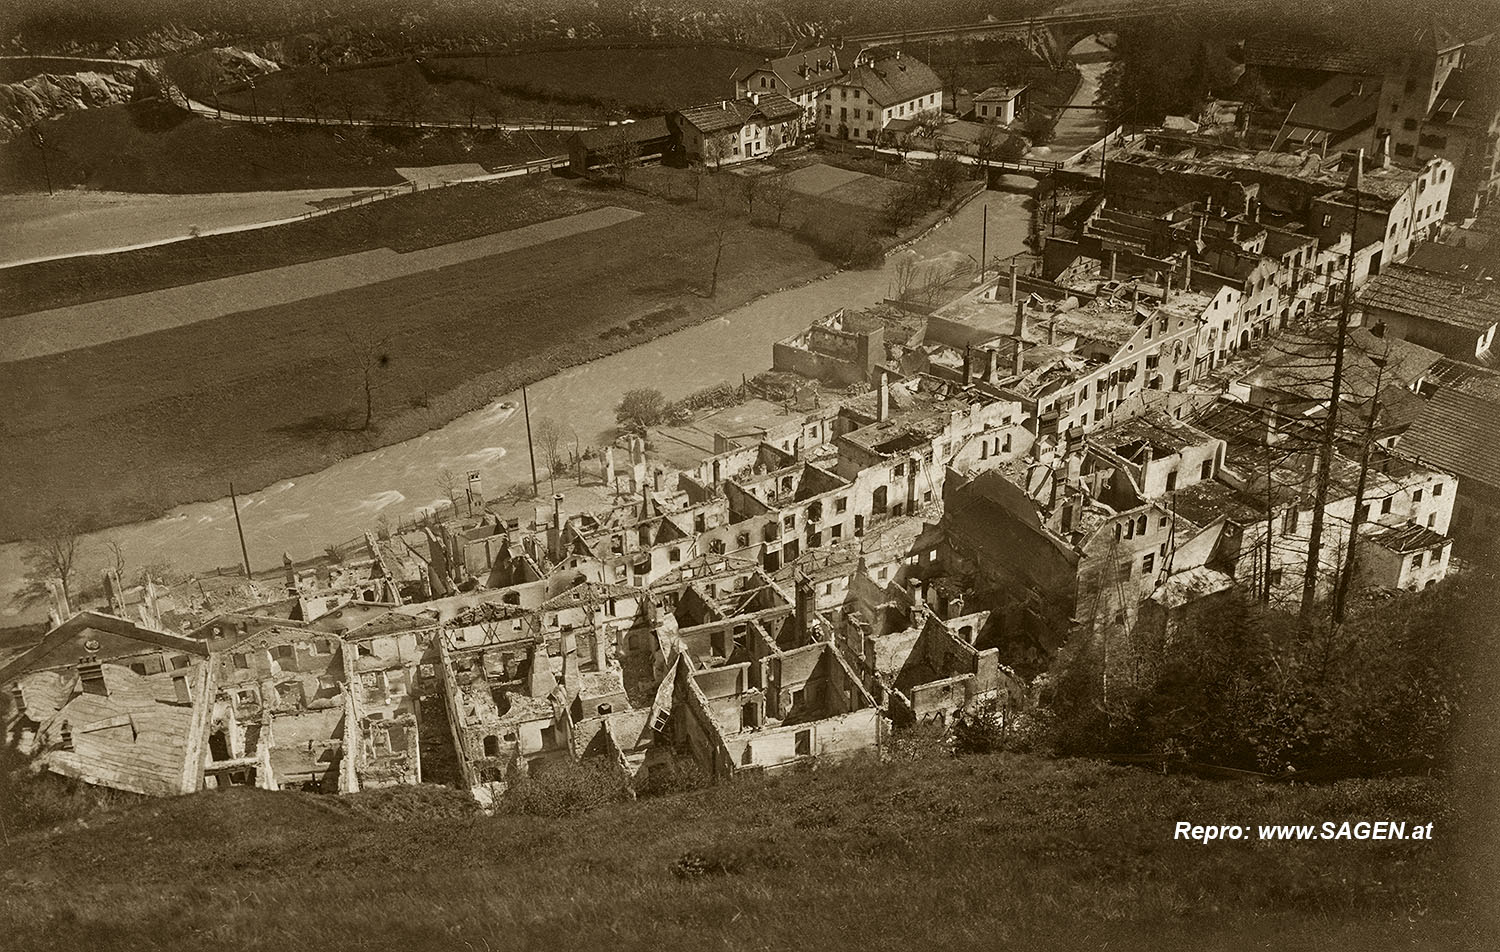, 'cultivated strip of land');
0,206,641,363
